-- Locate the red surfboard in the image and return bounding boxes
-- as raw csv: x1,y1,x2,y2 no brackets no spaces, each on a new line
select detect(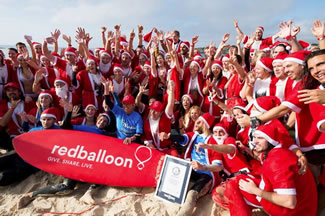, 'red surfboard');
13,130,166,187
